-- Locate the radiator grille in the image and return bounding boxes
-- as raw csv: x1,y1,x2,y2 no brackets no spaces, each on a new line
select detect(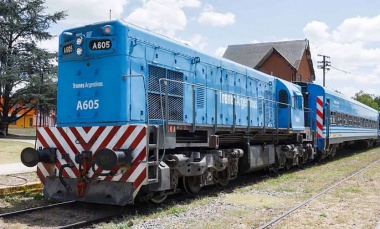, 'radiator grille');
148,65,184,121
